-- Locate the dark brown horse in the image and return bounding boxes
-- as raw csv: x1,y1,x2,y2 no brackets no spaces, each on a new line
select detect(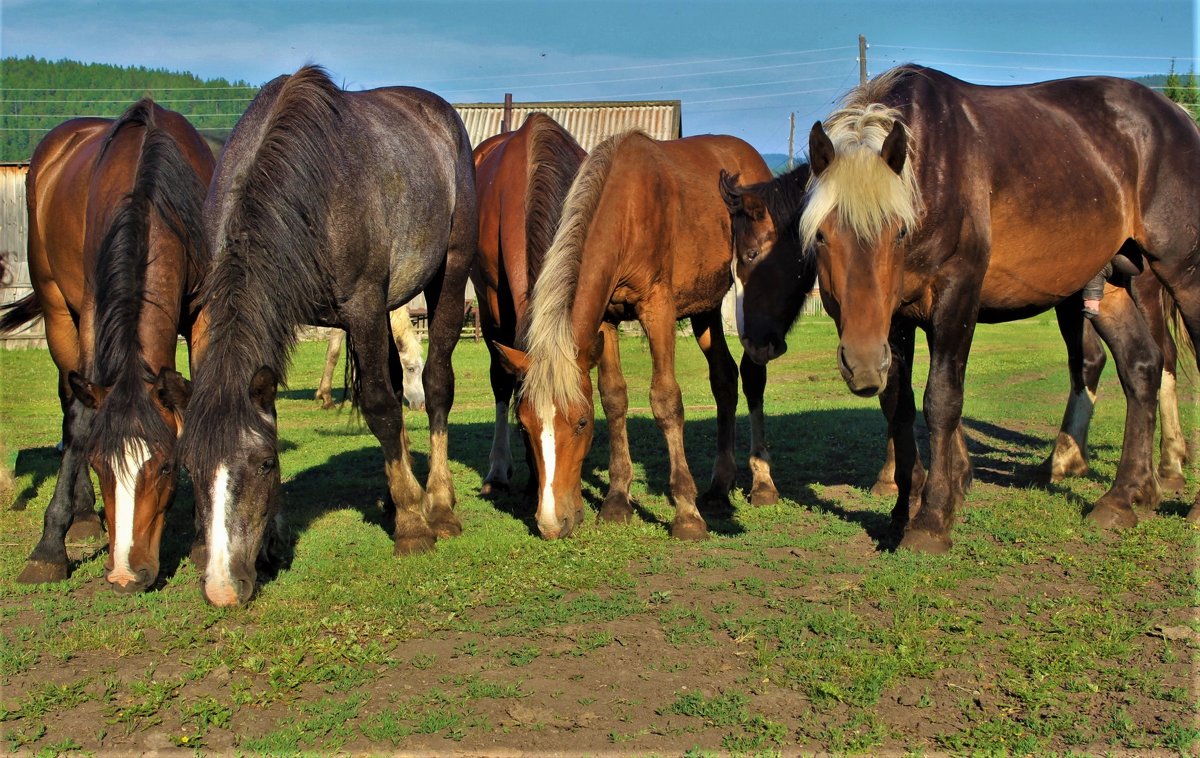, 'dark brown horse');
179,66,476,606
741,65,1199,551
722,162,1190,499
0,100,212,591
495,132,773,540
471,113,590,497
